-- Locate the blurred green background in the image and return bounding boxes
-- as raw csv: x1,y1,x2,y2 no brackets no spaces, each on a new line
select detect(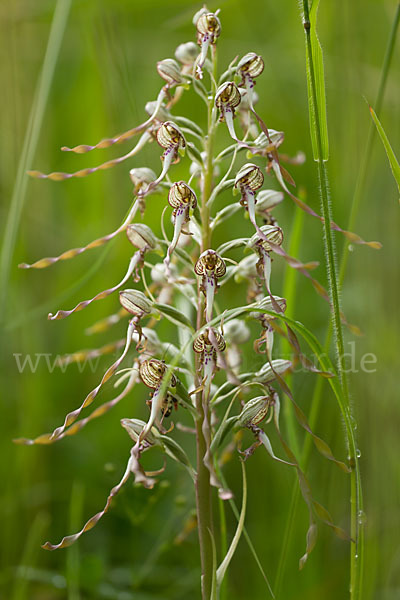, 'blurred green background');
1,0,399,598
